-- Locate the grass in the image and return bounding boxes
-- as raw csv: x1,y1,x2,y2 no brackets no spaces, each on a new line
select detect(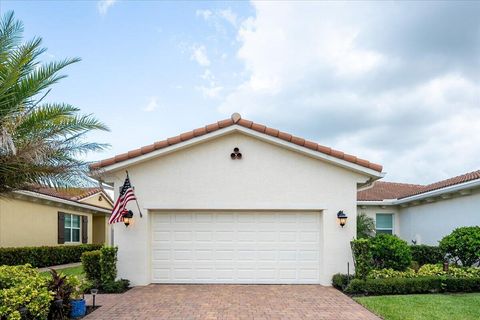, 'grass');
355,293,480,320
40,265,84,279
